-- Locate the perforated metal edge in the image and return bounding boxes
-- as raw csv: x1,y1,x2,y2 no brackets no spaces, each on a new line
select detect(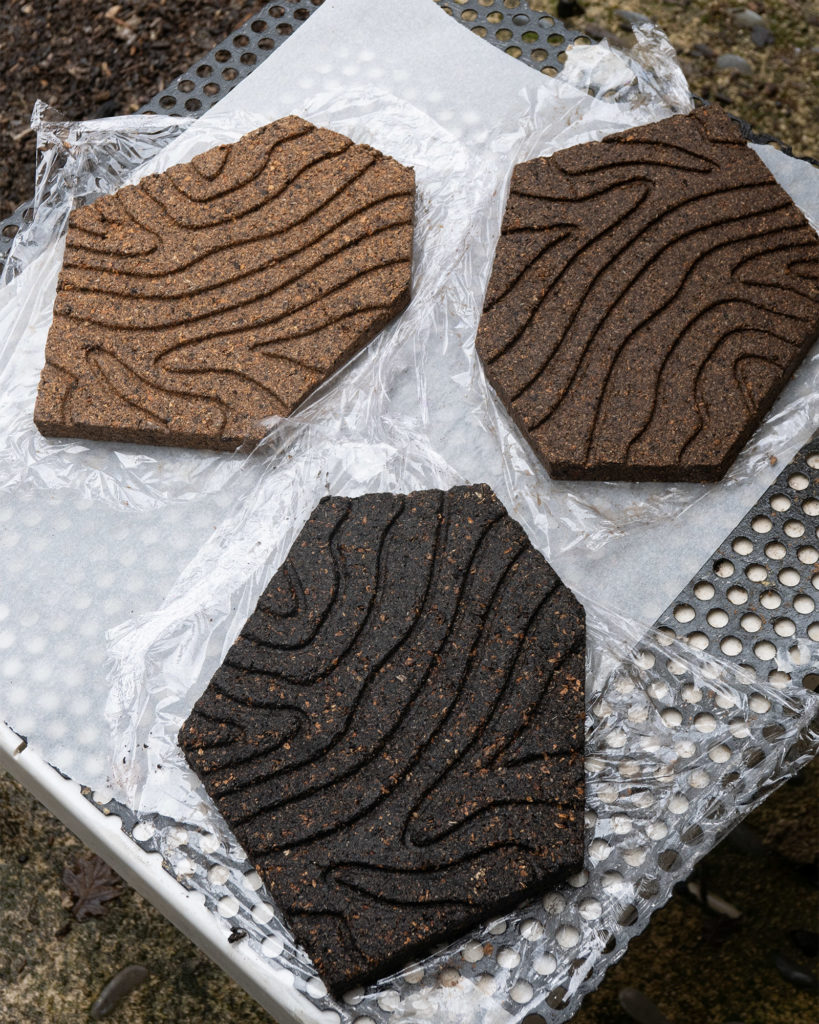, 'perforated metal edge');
65,433,819,1024
137,1,323,118
660,437,819,690
435,0,586,73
